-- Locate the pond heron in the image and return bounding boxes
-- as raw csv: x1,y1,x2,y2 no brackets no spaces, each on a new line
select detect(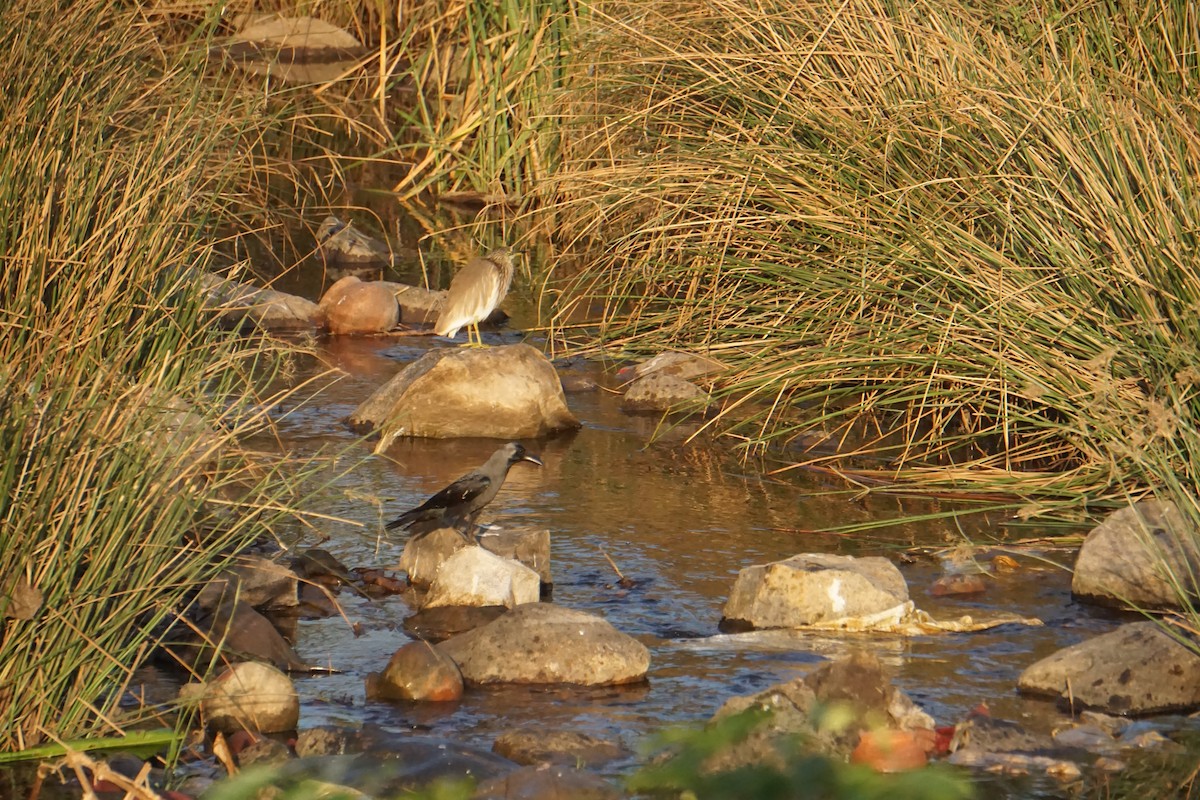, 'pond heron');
435,247,516,346
385,442,543,540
